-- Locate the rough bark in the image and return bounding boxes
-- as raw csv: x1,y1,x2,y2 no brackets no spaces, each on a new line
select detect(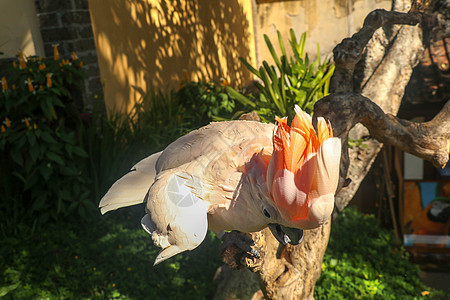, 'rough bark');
215,1,448,299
